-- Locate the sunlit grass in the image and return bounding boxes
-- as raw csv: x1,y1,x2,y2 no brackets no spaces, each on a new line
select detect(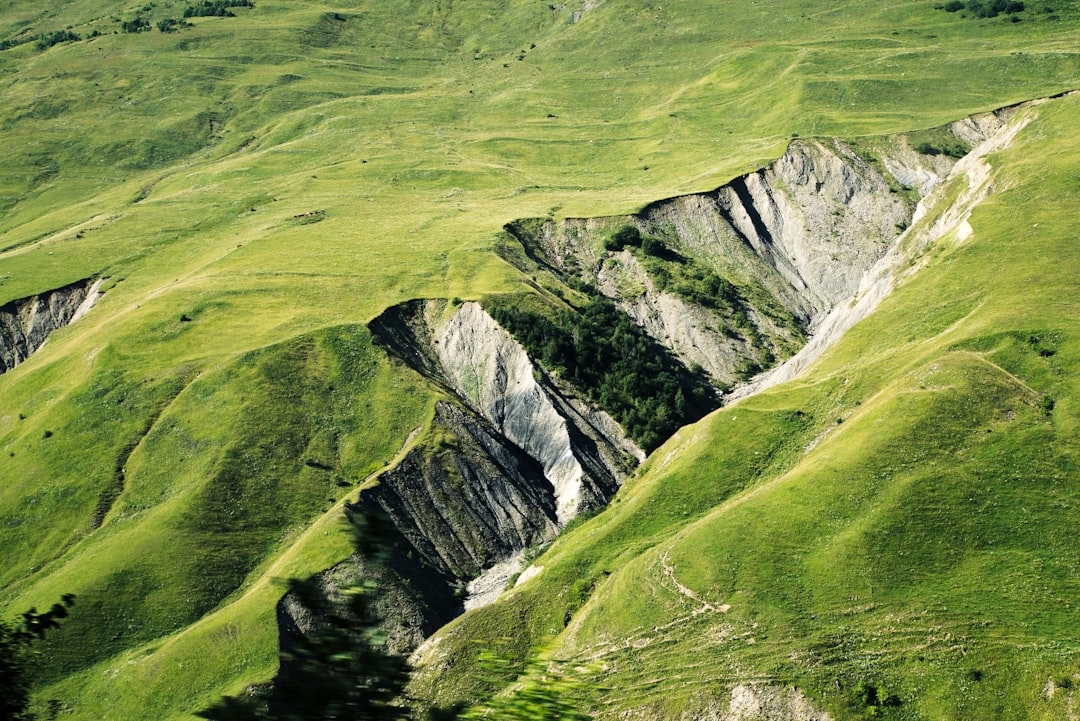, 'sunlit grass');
0,0,1078,718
